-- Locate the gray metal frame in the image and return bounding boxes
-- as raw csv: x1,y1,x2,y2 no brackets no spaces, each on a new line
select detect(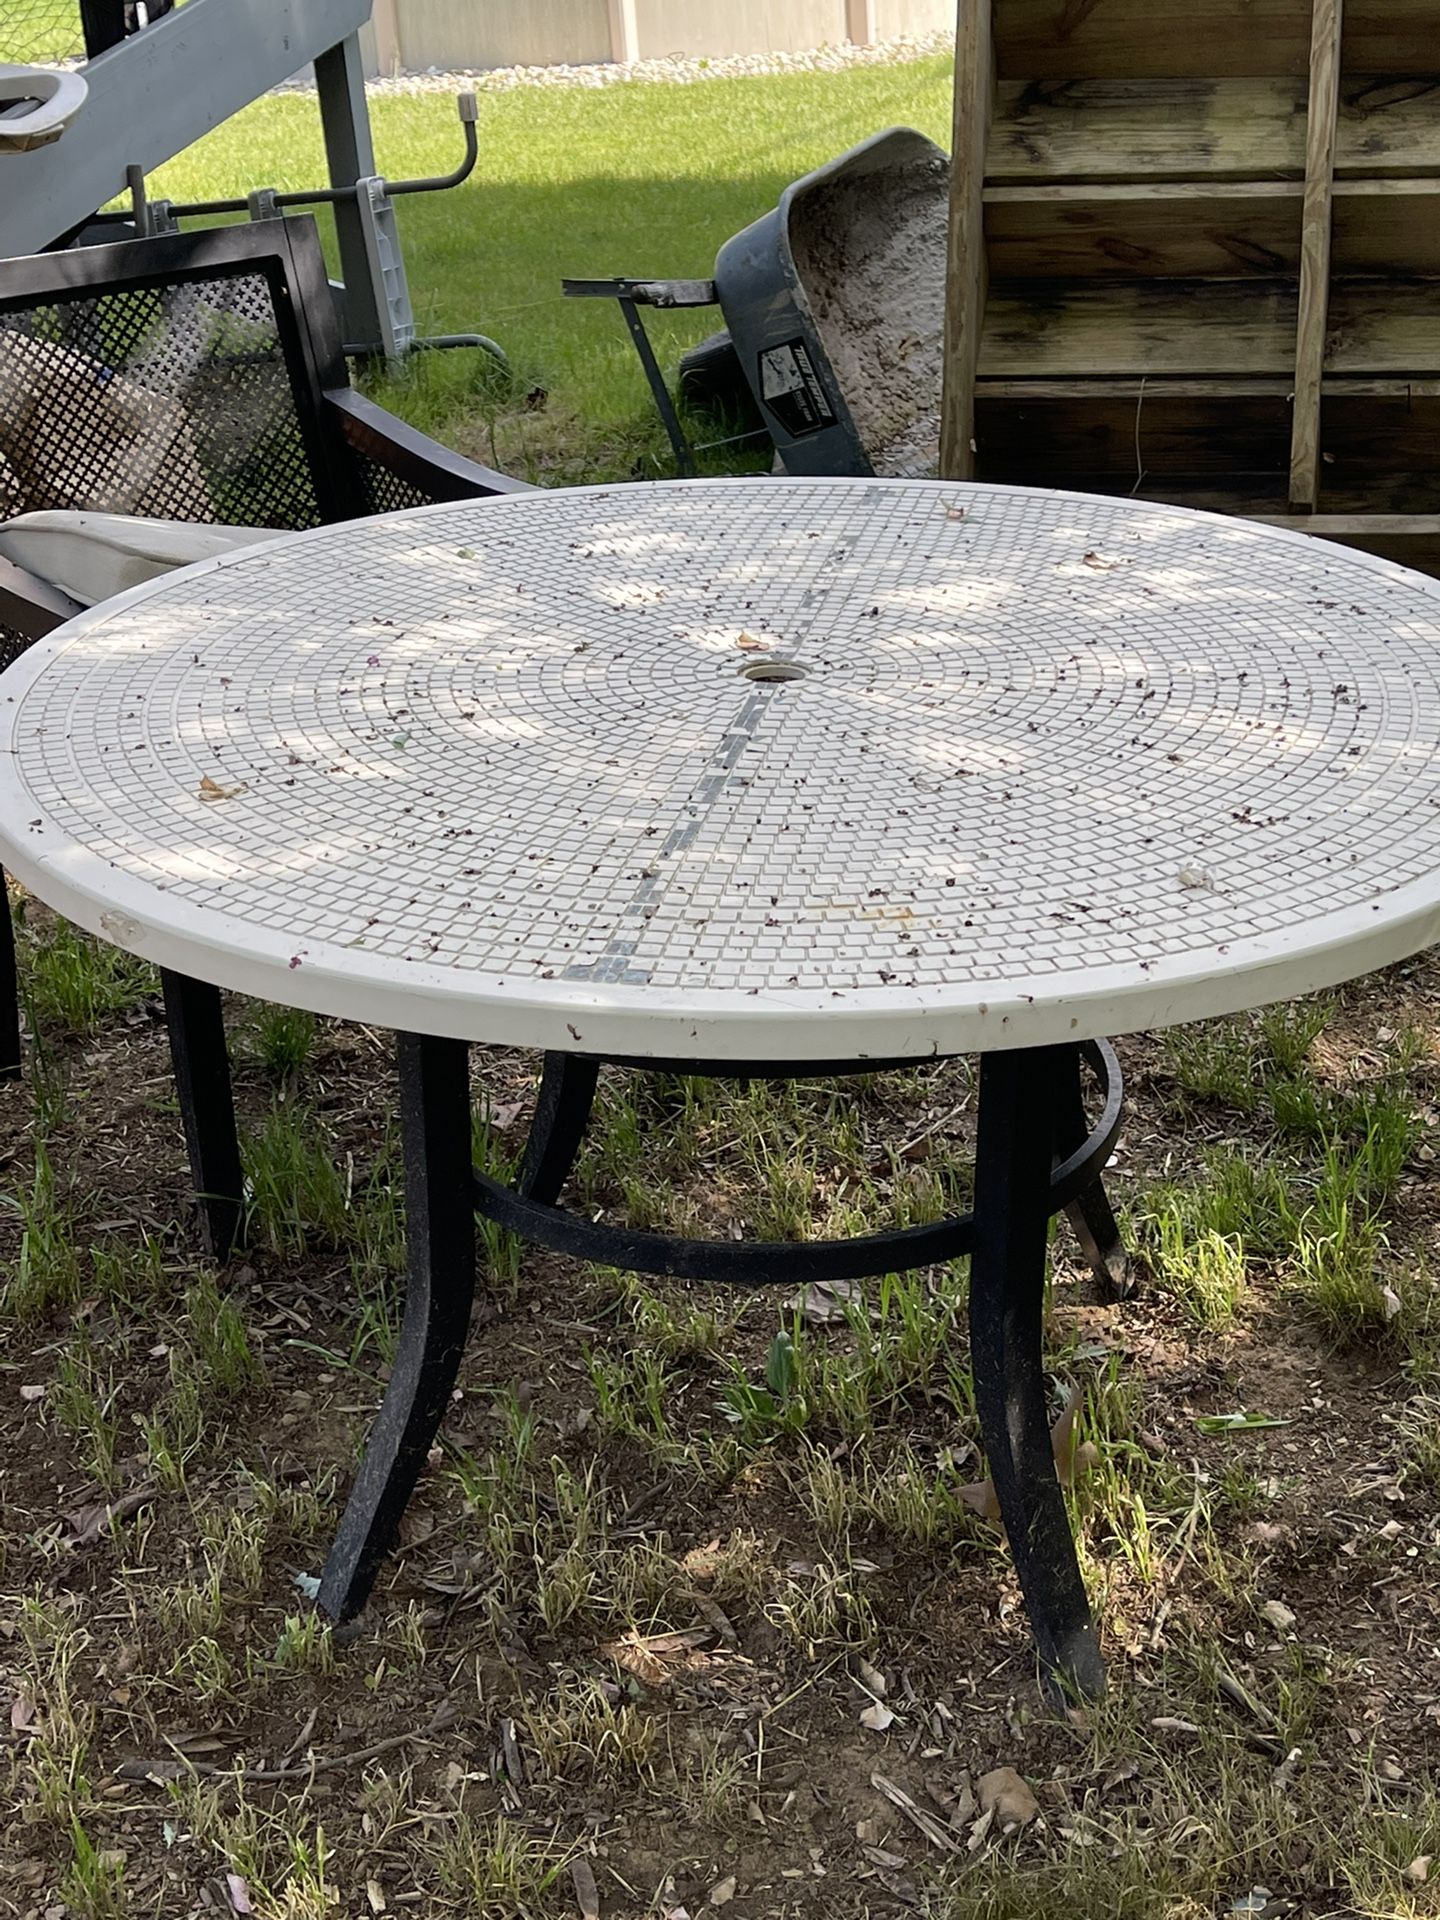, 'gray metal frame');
0,0,371,259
